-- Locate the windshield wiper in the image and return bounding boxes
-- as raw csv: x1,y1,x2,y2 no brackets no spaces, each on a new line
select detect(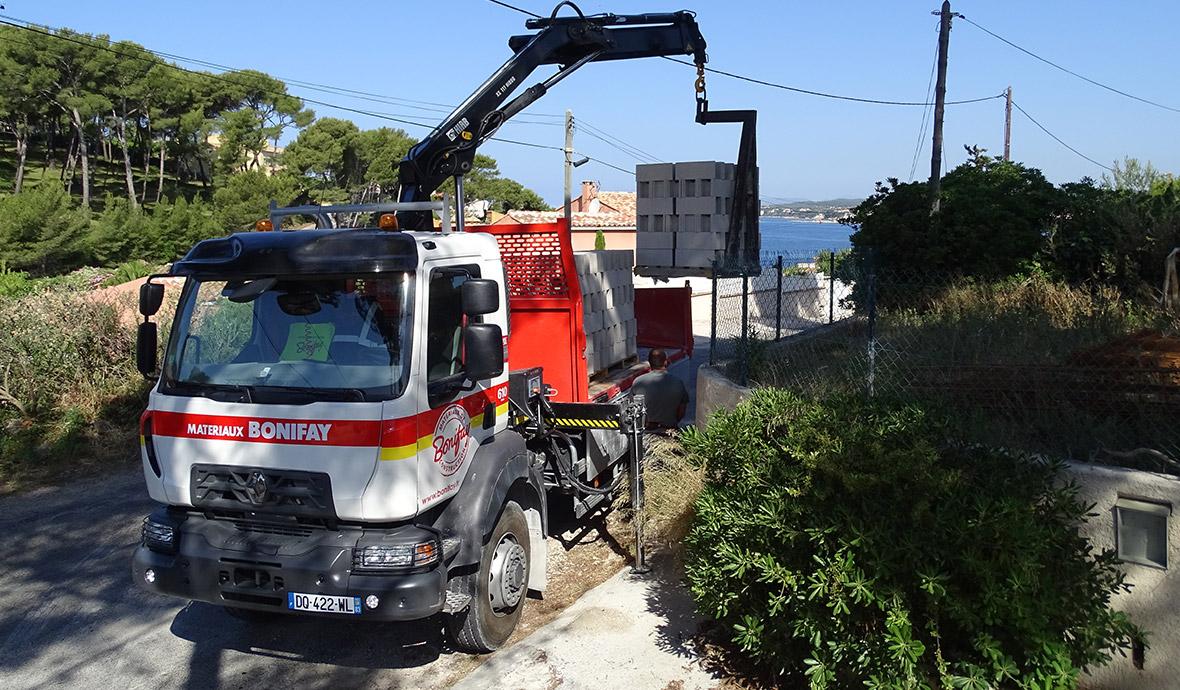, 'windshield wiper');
251,385,368,403
173,381,253,403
